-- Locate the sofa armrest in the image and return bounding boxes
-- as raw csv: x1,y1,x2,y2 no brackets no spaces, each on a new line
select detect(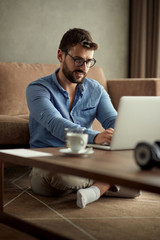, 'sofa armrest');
107,78,160,110
0,115,29,145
